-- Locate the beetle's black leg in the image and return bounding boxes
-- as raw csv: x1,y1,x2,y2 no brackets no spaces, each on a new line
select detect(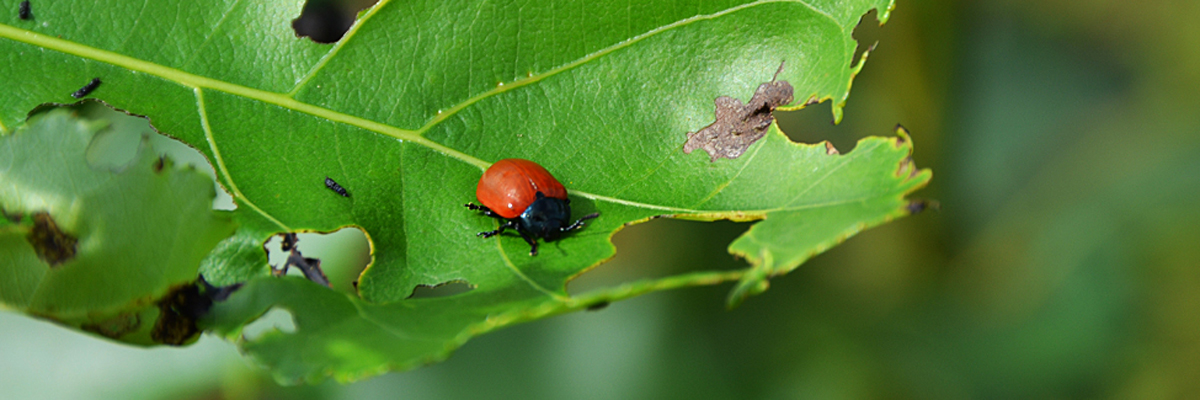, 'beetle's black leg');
465,202,505,218
478,220,517,238
477,226,504,238
562,212,600,232
517,229,539,256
